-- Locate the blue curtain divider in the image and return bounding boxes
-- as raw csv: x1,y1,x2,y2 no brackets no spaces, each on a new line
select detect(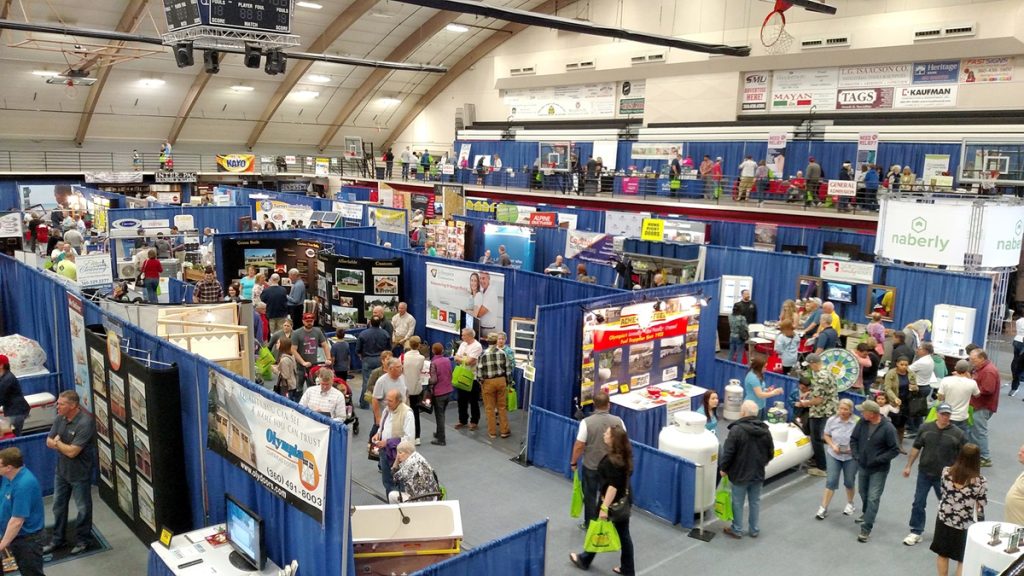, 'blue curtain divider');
411,520,548,576
703,245,814,327
18,373,61,397
0,433,57,496
774,226,876,255
706,358,800,418
880,264,992,346
166,277,193,304
527,407,696,527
